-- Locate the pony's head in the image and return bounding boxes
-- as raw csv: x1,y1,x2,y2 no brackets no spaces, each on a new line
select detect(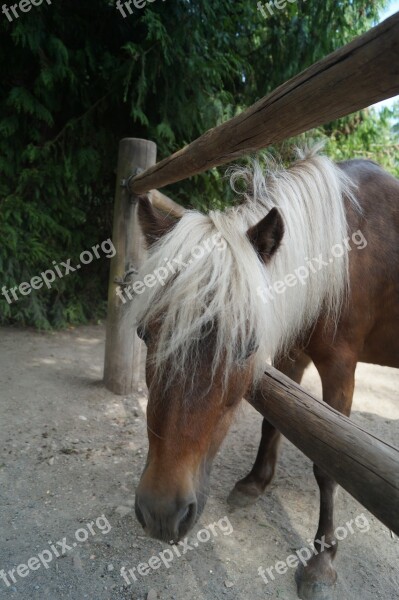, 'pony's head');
133,195,284,542
133,150,353,542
